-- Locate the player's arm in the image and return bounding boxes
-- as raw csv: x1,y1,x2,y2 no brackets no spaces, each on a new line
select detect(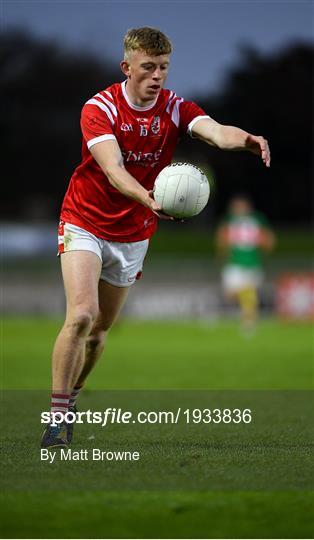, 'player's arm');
90,139,162,214
215,224,229,255
259,227,276,251
191,118,271,168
